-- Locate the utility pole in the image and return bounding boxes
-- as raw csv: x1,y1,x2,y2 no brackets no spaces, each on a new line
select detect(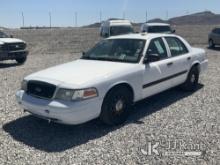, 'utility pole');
75,12,78,27
49,12,52,28
21,12,24,27
166,10,169,20
123,11,125,19
146,10,148,22
99,11,102,23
